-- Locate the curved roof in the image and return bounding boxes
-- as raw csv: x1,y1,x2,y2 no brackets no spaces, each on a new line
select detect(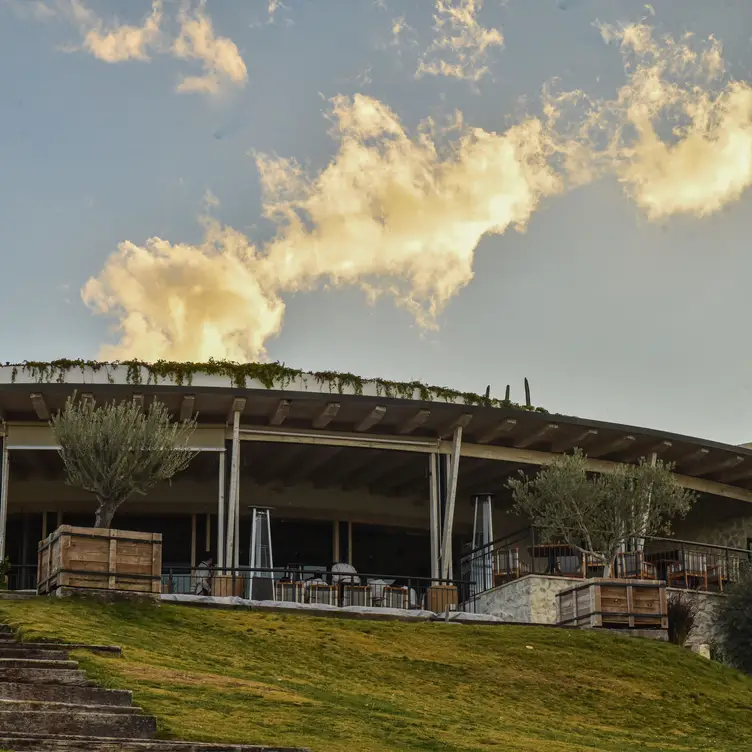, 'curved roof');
2,361,752,502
